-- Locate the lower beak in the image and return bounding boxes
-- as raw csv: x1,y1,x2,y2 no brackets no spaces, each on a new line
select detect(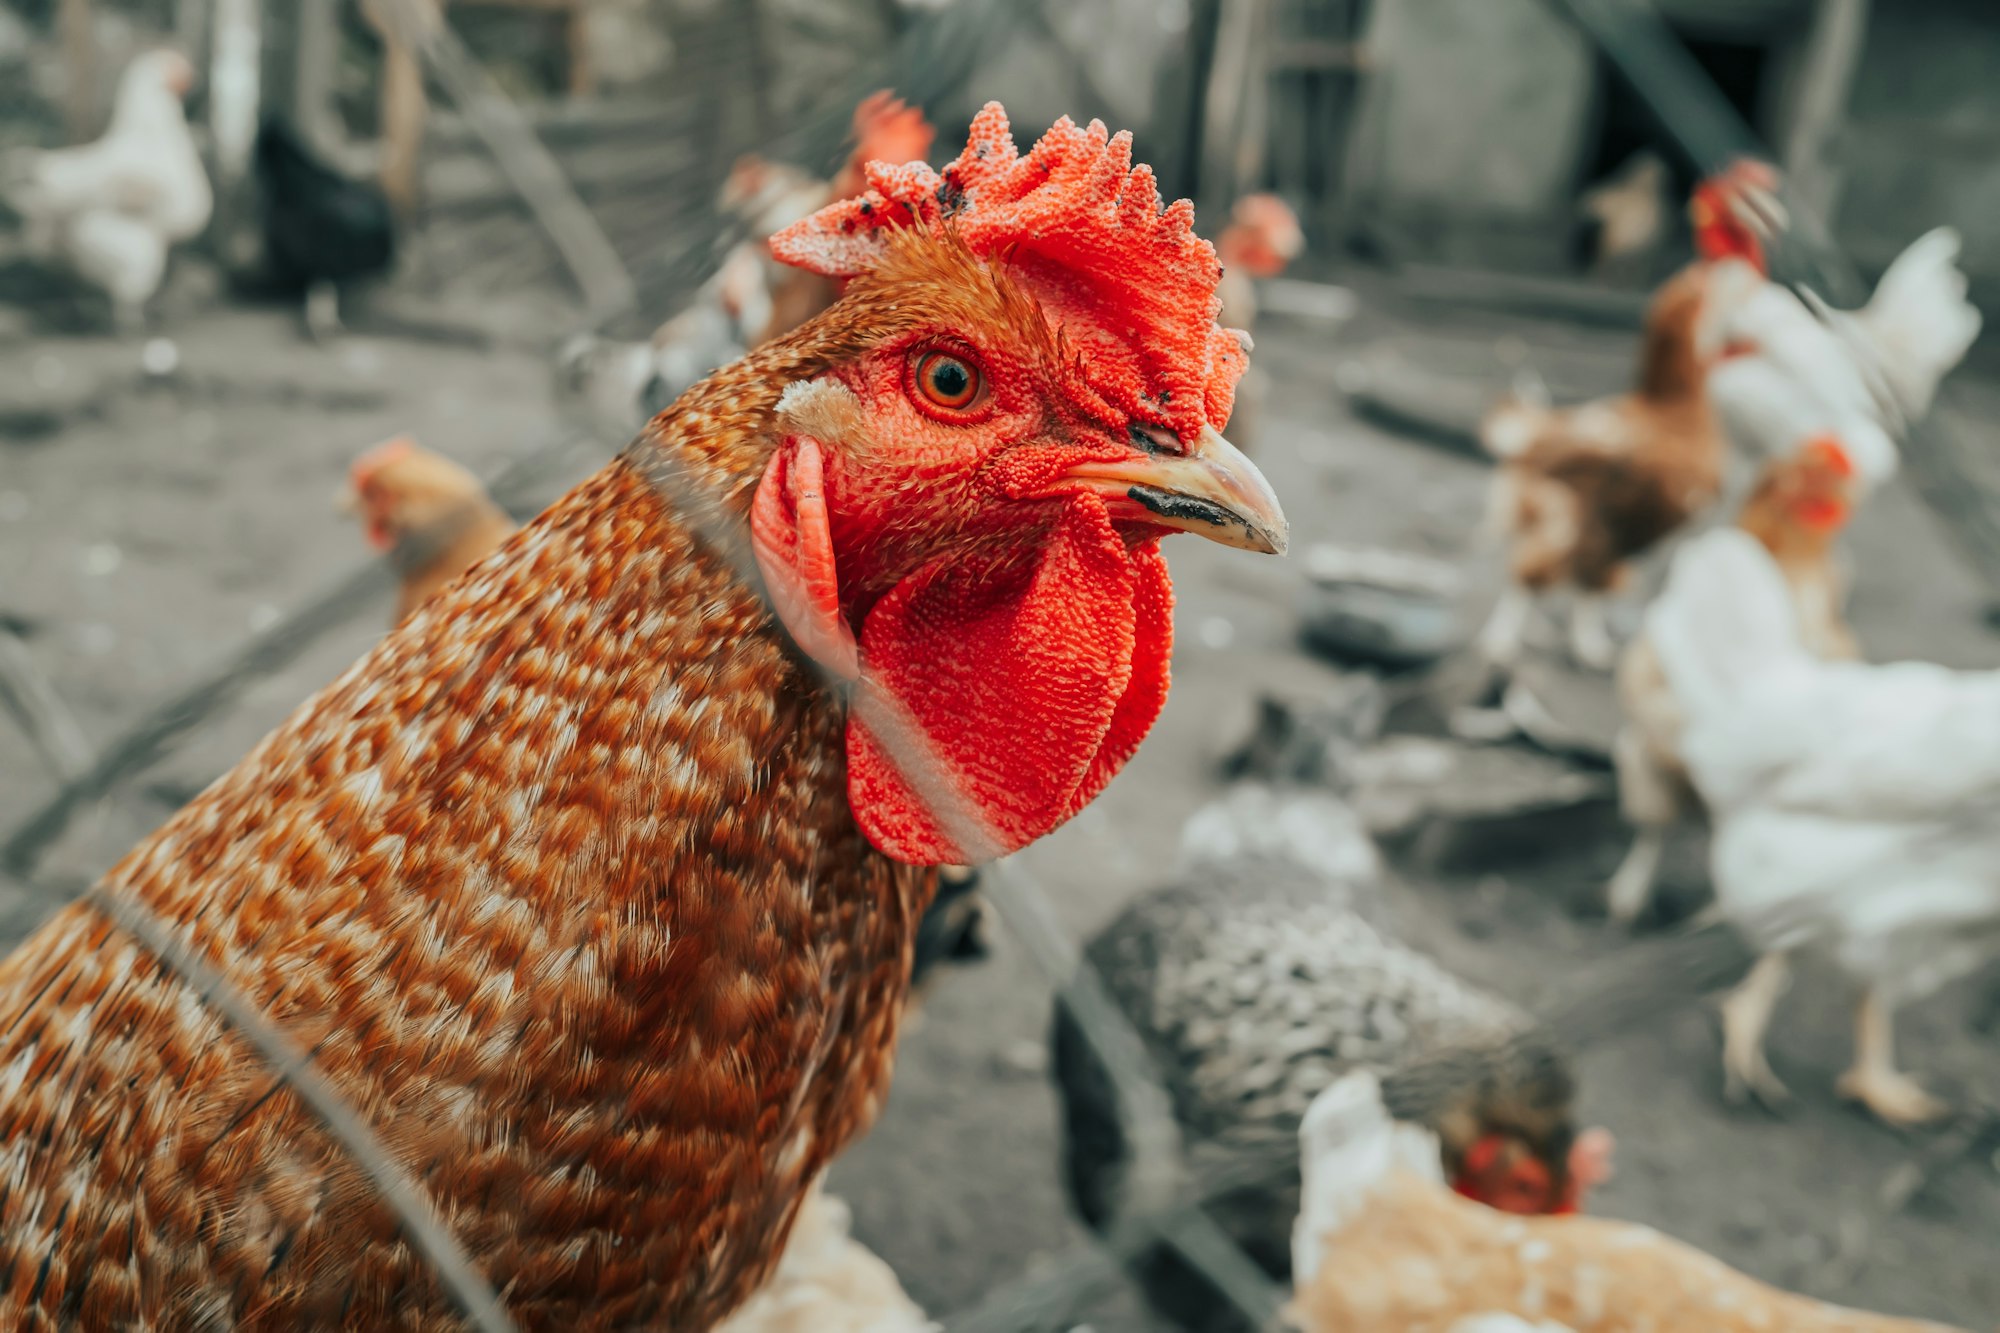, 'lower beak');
1062,425,1289,556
